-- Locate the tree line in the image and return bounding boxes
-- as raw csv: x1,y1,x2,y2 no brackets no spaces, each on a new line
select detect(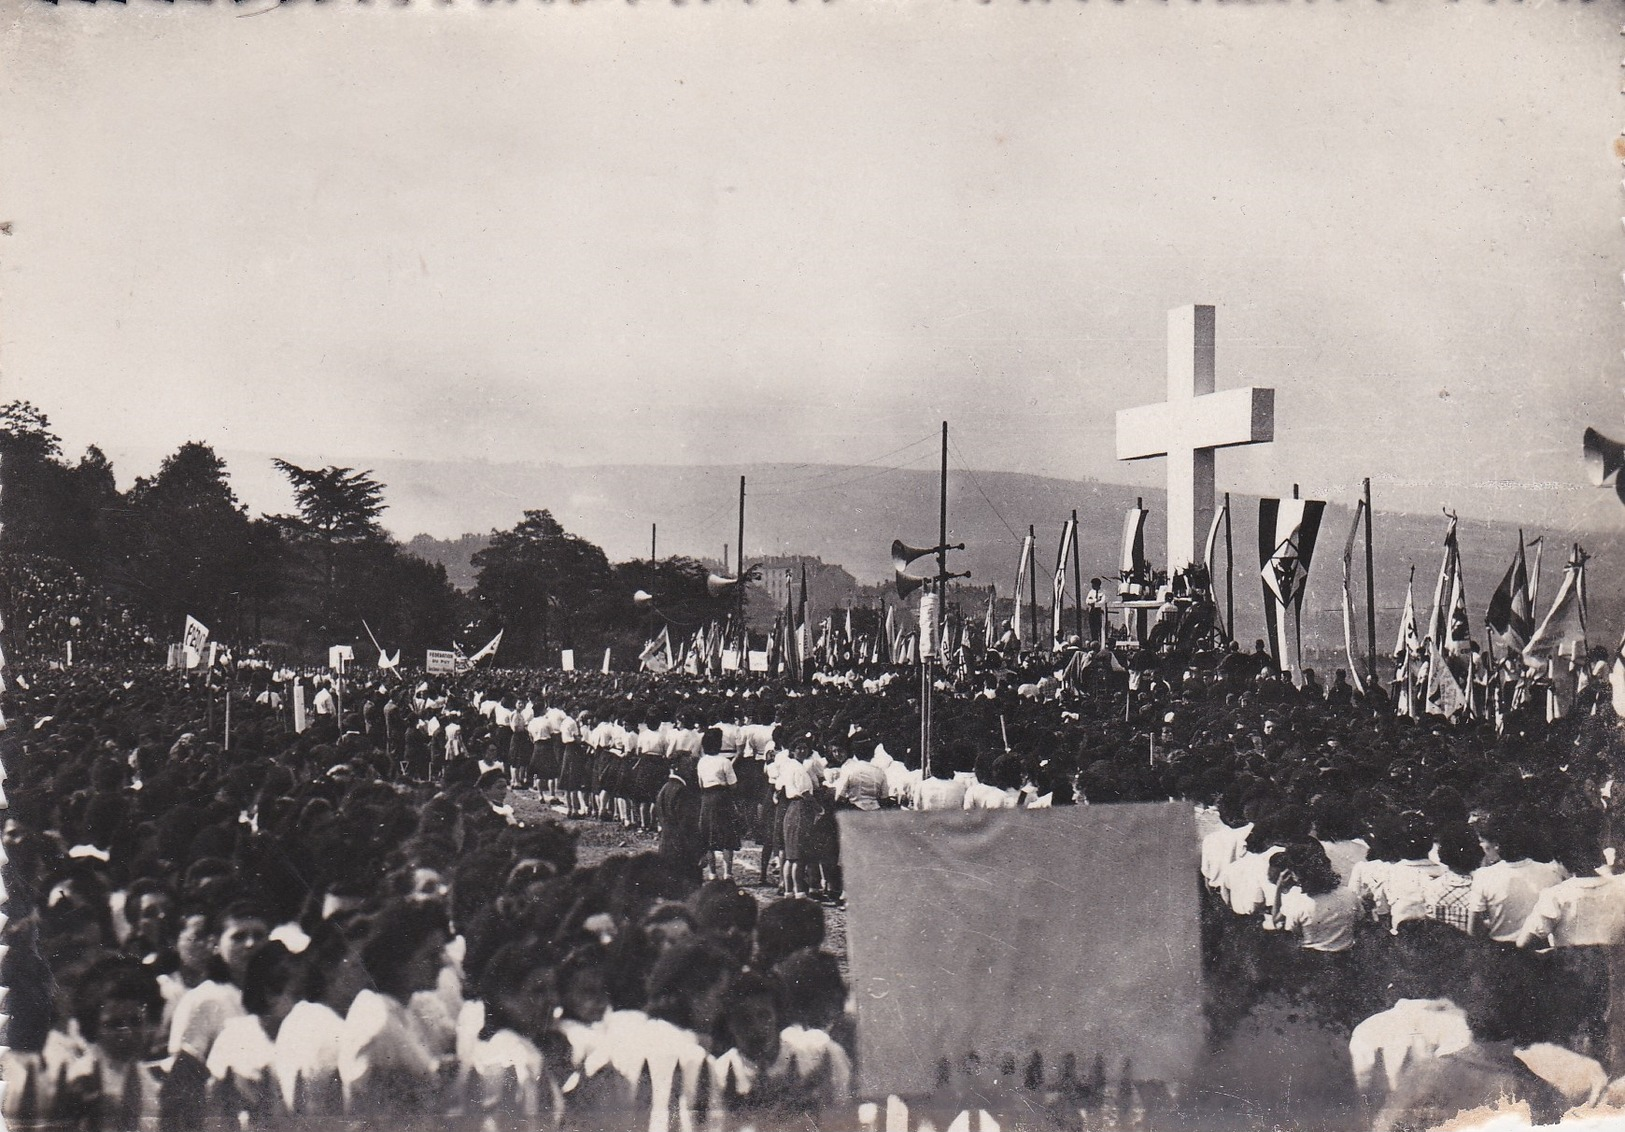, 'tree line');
0,402,736,668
